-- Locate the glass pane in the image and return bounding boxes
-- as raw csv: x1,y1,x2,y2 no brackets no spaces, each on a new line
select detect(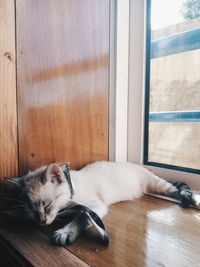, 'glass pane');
149,122,200,169
145,0,200,172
